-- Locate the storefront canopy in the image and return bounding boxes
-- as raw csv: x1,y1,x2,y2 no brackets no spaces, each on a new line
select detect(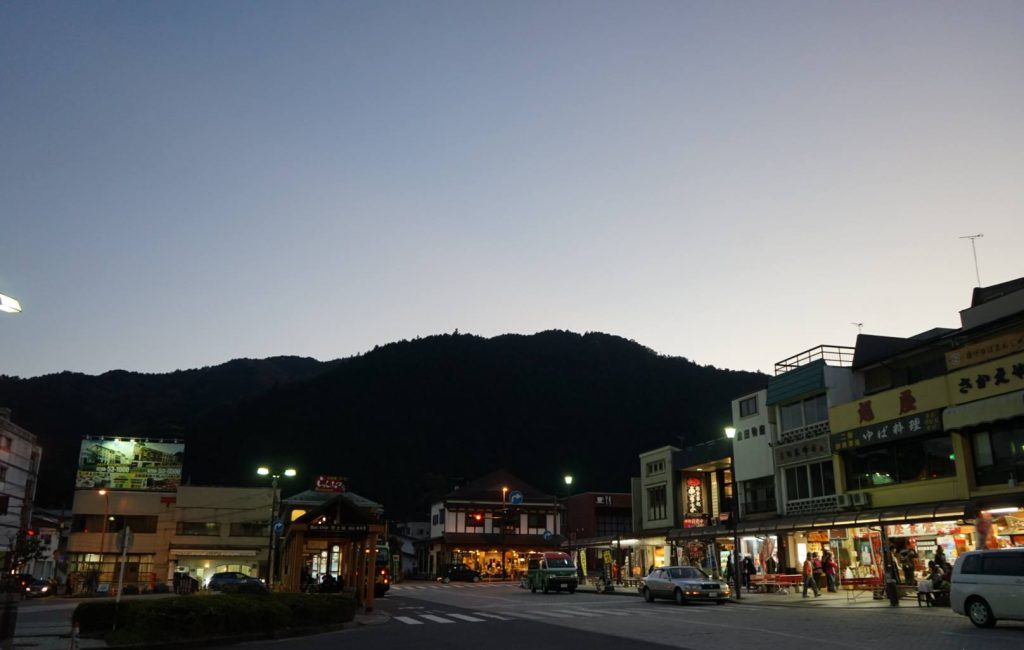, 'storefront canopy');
667,501,970,539
943,390,1024,430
